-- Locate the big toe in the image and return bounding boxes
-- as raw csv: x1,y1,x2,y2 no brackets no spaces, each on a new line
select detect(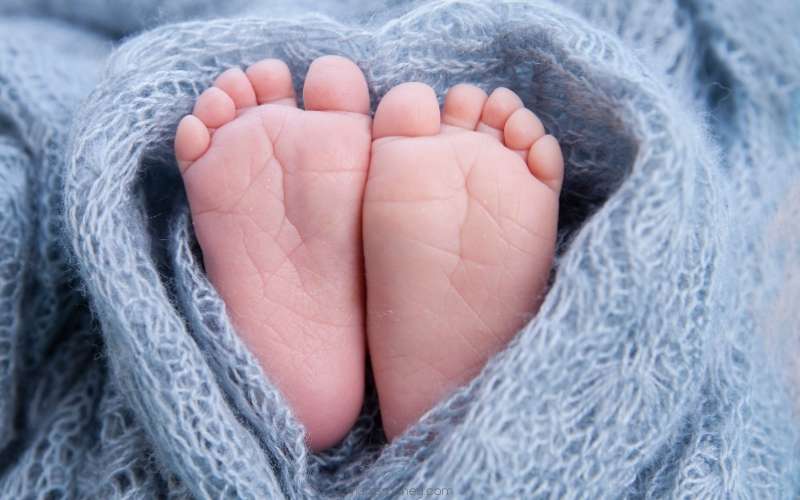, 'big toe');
303,55,370,114
373,82,441,139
